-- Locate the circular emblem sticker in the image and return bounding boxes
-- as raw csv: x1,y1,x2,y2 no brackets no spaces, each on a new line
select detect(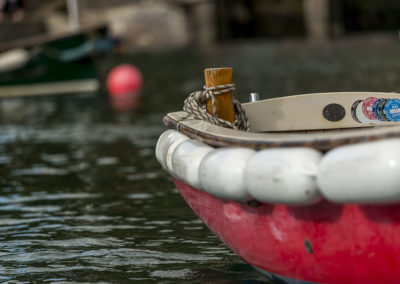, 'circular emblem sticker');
322,103,346,122
362,97,377,120
355,101,372,124
385,98,400,122
378,99,389,121
373,98,386,121
351,100,362,123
